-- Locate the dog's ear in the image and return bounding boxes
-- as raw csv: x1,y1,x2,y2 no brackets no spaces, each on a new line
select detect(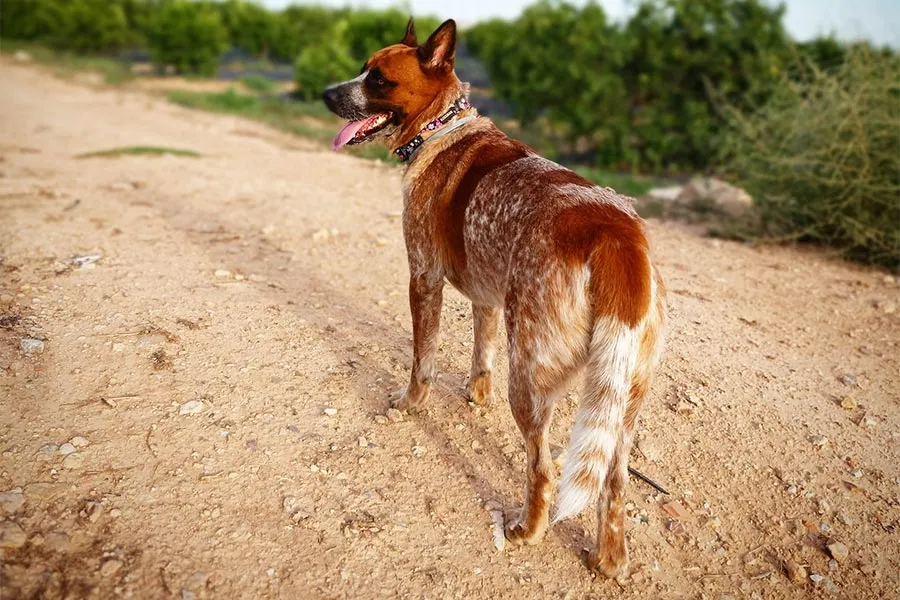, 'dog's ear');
417,19,456,71
401,17,417,47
